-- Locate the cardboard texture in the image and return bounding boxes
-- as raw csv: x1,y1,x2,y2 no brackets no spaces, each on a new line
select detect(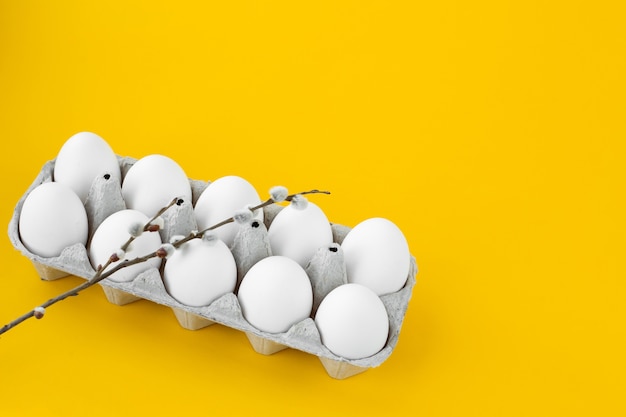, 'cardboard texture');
8,156,418,379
